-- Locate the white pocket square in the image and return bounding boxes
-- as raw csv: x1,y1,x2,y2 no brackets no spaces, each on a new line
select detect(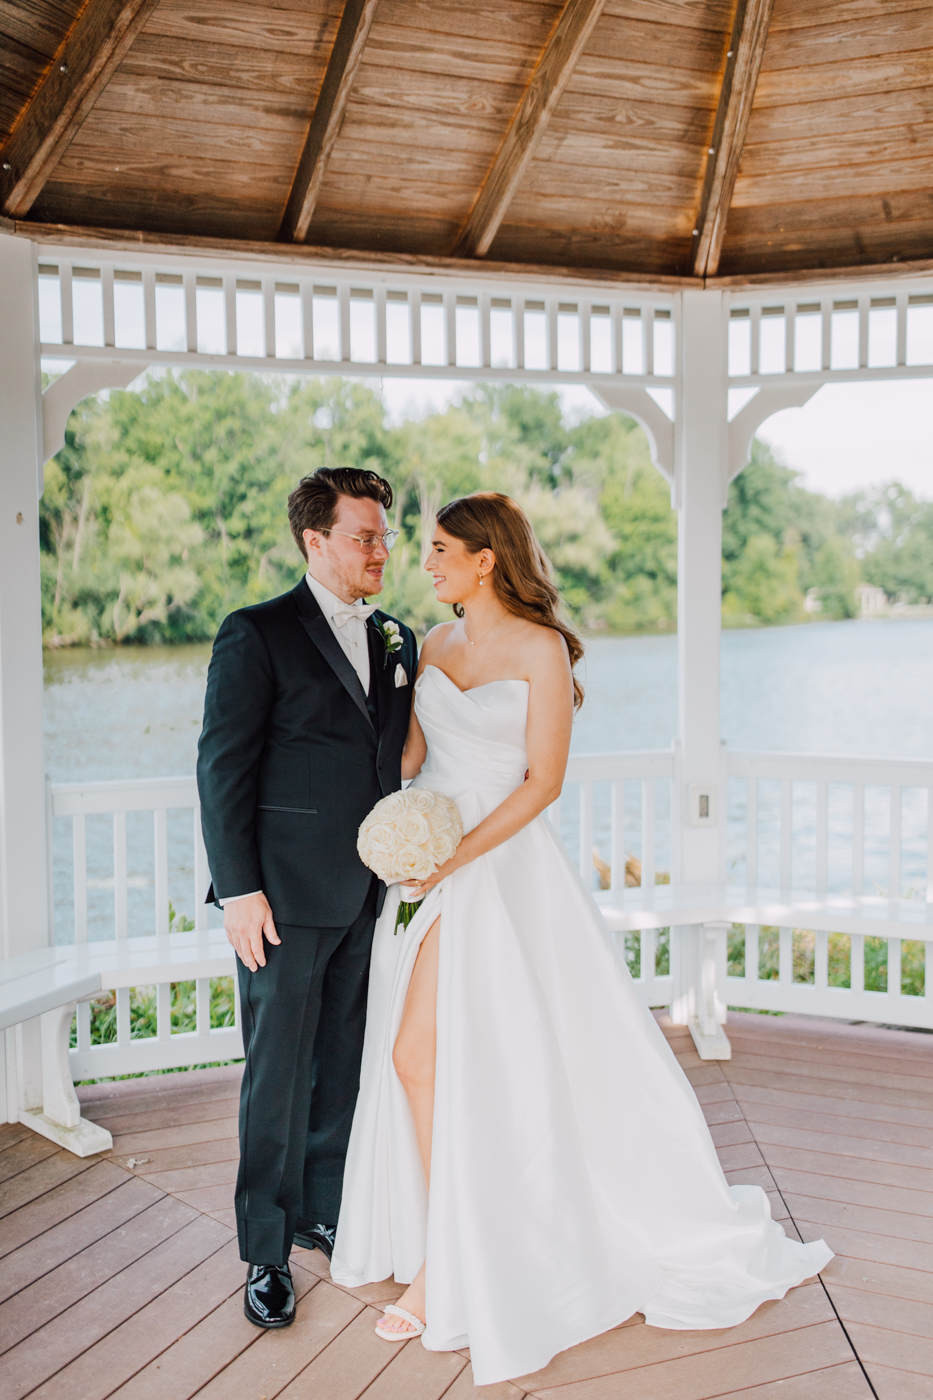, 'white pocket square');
394,665,408,688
